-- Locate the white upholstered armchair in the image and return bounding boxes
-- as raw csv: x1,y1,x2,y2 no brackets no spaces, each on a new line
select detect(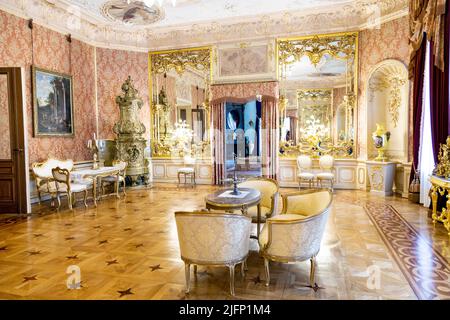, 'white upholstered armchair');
259,189,332,287
31,159,74,205
175,211,251,296
238,177,280,224
316,155,335,191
